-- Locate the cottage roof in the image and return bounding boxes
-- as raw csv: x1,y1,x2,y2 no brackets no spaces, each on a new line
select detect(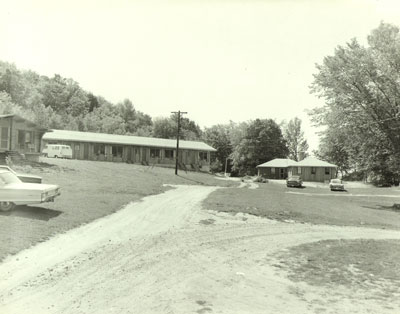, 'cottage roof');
42,129,216,152
0,114,47,130
256,158,298,168
295,157,337,168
